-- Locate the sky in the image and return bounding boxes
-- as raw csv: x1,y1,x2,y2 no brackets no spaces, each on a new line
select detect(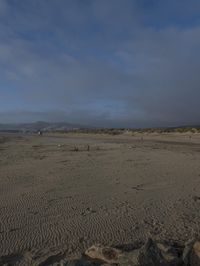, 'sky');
0,0,200,127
